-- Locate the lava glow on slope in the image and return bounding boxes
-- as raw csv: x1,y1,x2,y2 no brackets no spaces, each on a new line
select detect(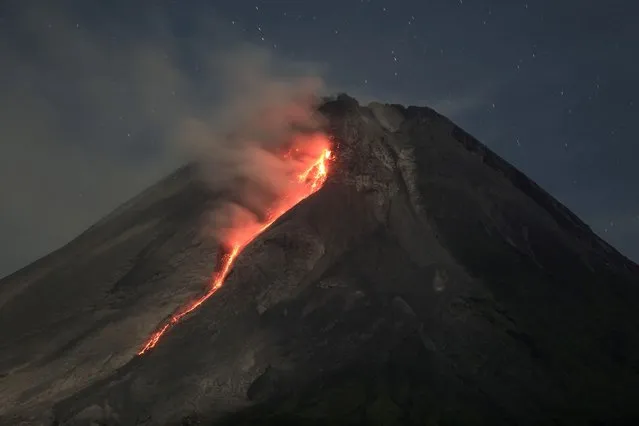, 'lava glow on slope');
138,135,333,355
